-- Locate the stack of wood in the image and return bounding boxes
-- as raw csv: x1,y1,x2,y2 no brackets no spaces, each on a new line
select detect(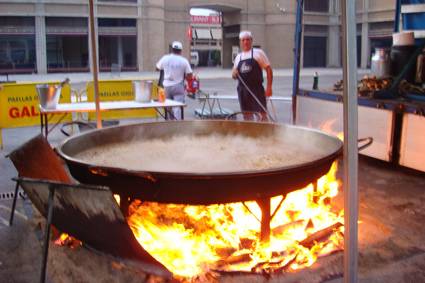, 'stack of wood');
213,221,344,275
